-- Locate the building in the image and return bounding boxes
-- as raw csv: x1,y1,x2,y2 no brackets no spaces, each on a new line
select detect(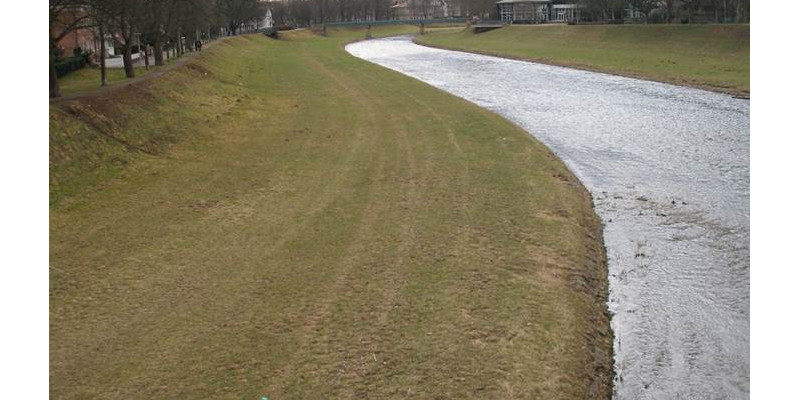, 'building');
261,9,274,29
51,7,117,59
391,0,462,20
552,3,581,21
497,0,582,23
